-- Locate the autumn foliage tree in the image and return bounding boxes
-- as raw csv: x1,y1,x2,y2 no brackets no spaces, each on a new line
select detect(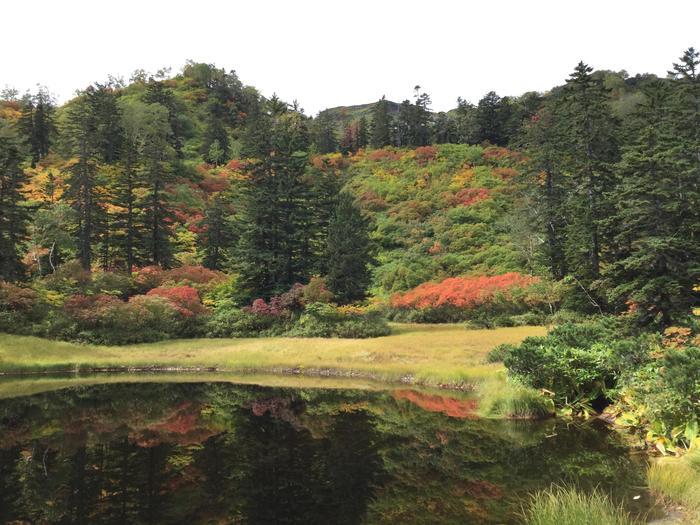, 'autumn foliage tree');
391,273,539,310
